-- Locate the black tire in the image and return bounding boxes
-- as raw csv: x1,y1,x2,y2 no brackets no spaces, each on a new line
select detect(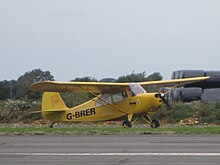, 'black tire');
151,120,160,128
49,122,55,128
122,120,132,128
